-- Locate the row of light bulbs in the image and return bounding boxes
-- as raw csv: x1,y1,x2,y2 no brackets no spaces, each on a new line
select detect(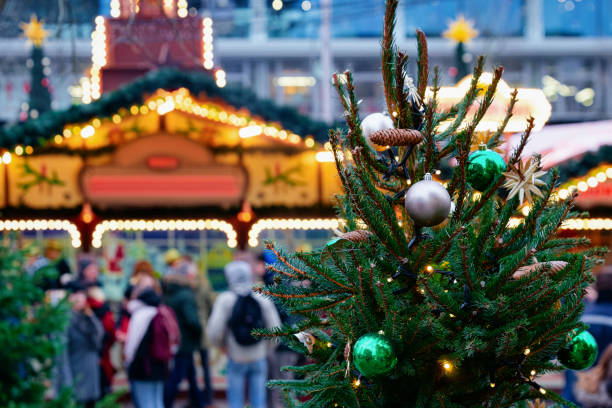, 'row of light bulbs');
1,215,609,250
247,218,341,247
85,13,214,103
91,218,238,249
0,219,81,248
202,17,214,70
557,165,612,200
166,89,307,145
87,16,108,102
17,88,313,156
